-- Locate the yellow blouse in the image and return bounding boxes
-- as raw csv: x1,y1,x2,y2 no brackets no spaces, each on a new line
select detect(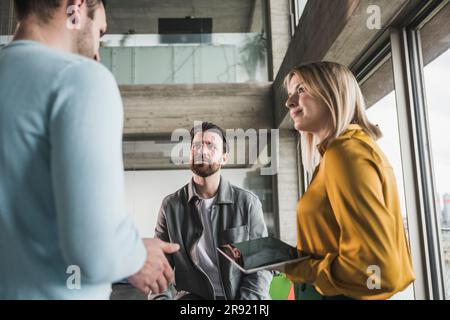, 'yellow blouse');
285,124,415,299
